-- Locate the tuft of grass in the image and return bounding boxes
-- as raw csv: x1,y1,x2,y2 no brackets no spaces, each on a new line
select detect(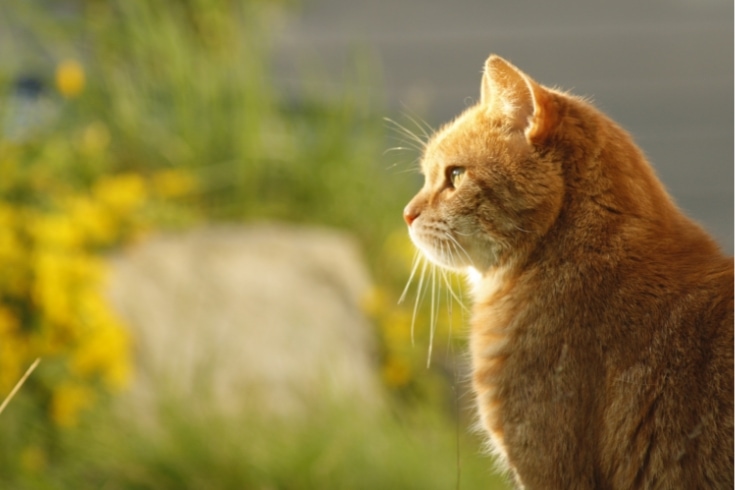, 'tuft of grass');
13,394,510,490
